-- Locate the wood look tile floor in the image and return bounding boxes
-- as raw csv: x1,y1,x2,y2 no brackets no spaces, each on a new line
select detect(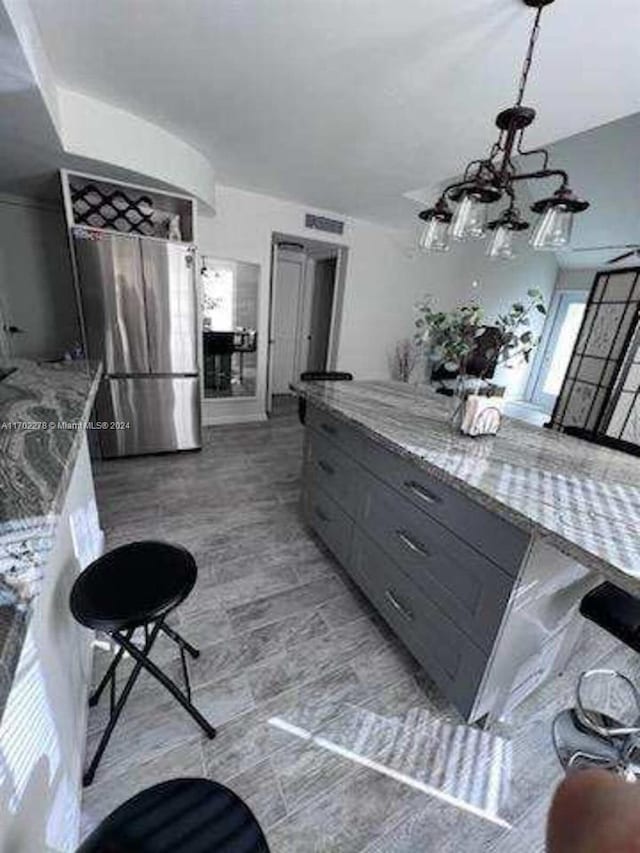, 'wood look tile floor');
80,397,639,851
